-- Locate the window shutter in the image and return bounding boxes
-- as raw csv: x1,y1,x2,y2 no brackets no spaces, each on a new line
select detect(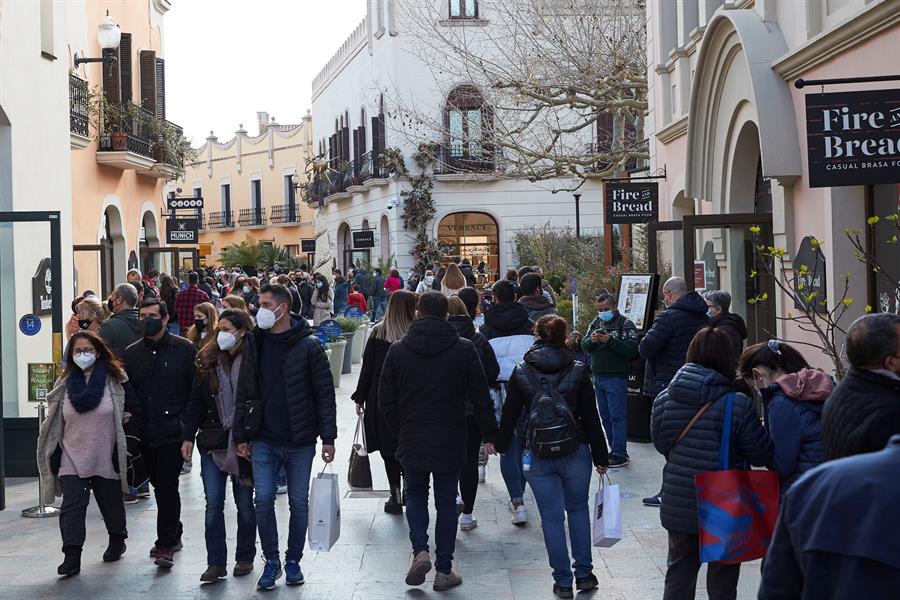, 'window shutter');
352,128,360,170
139,50,157,114
118,33,132,104
341,126,350,163
155,57,166,119
102,48,121,104
596,111,614,150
